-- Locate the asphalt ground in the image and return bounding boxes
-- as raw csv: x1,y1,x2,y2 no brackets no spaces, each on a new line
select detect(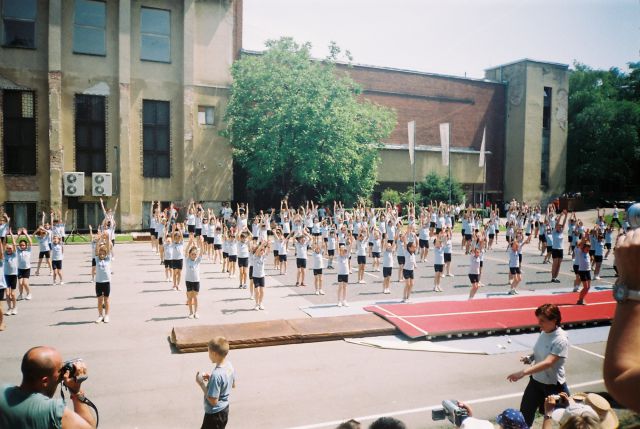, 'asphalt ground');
0,228,616,429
